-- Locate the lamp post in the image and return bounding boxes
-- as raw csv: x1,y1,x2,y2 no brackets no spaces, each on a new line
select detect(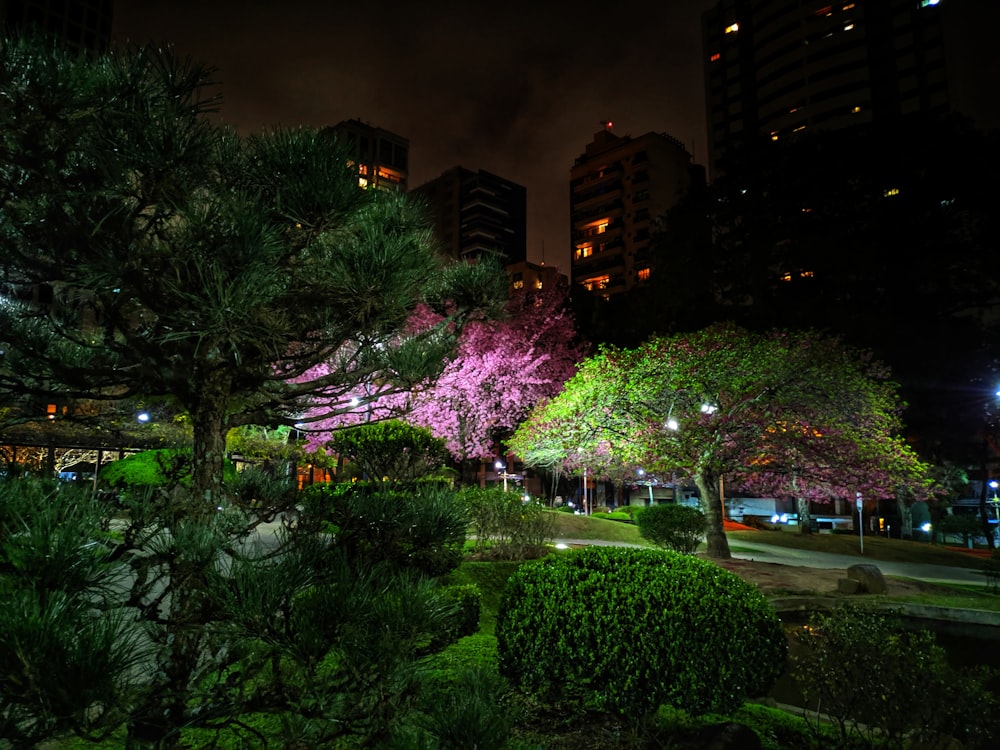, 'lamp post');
856,491,864,555
990,481,999,543
638,469,654,506
495,460,508,492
